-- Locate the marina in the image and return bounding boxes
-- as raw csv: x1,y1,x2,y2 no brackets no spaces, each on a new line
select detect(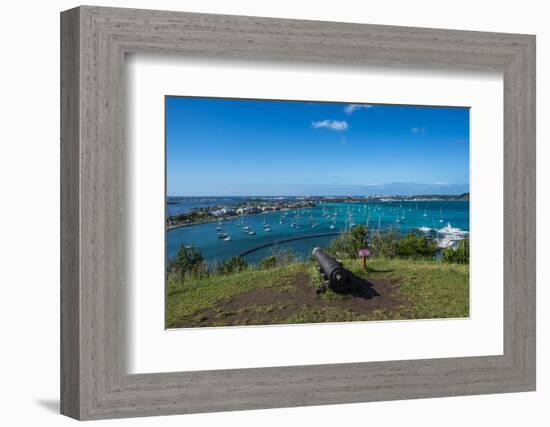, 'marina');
167,198,469,265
